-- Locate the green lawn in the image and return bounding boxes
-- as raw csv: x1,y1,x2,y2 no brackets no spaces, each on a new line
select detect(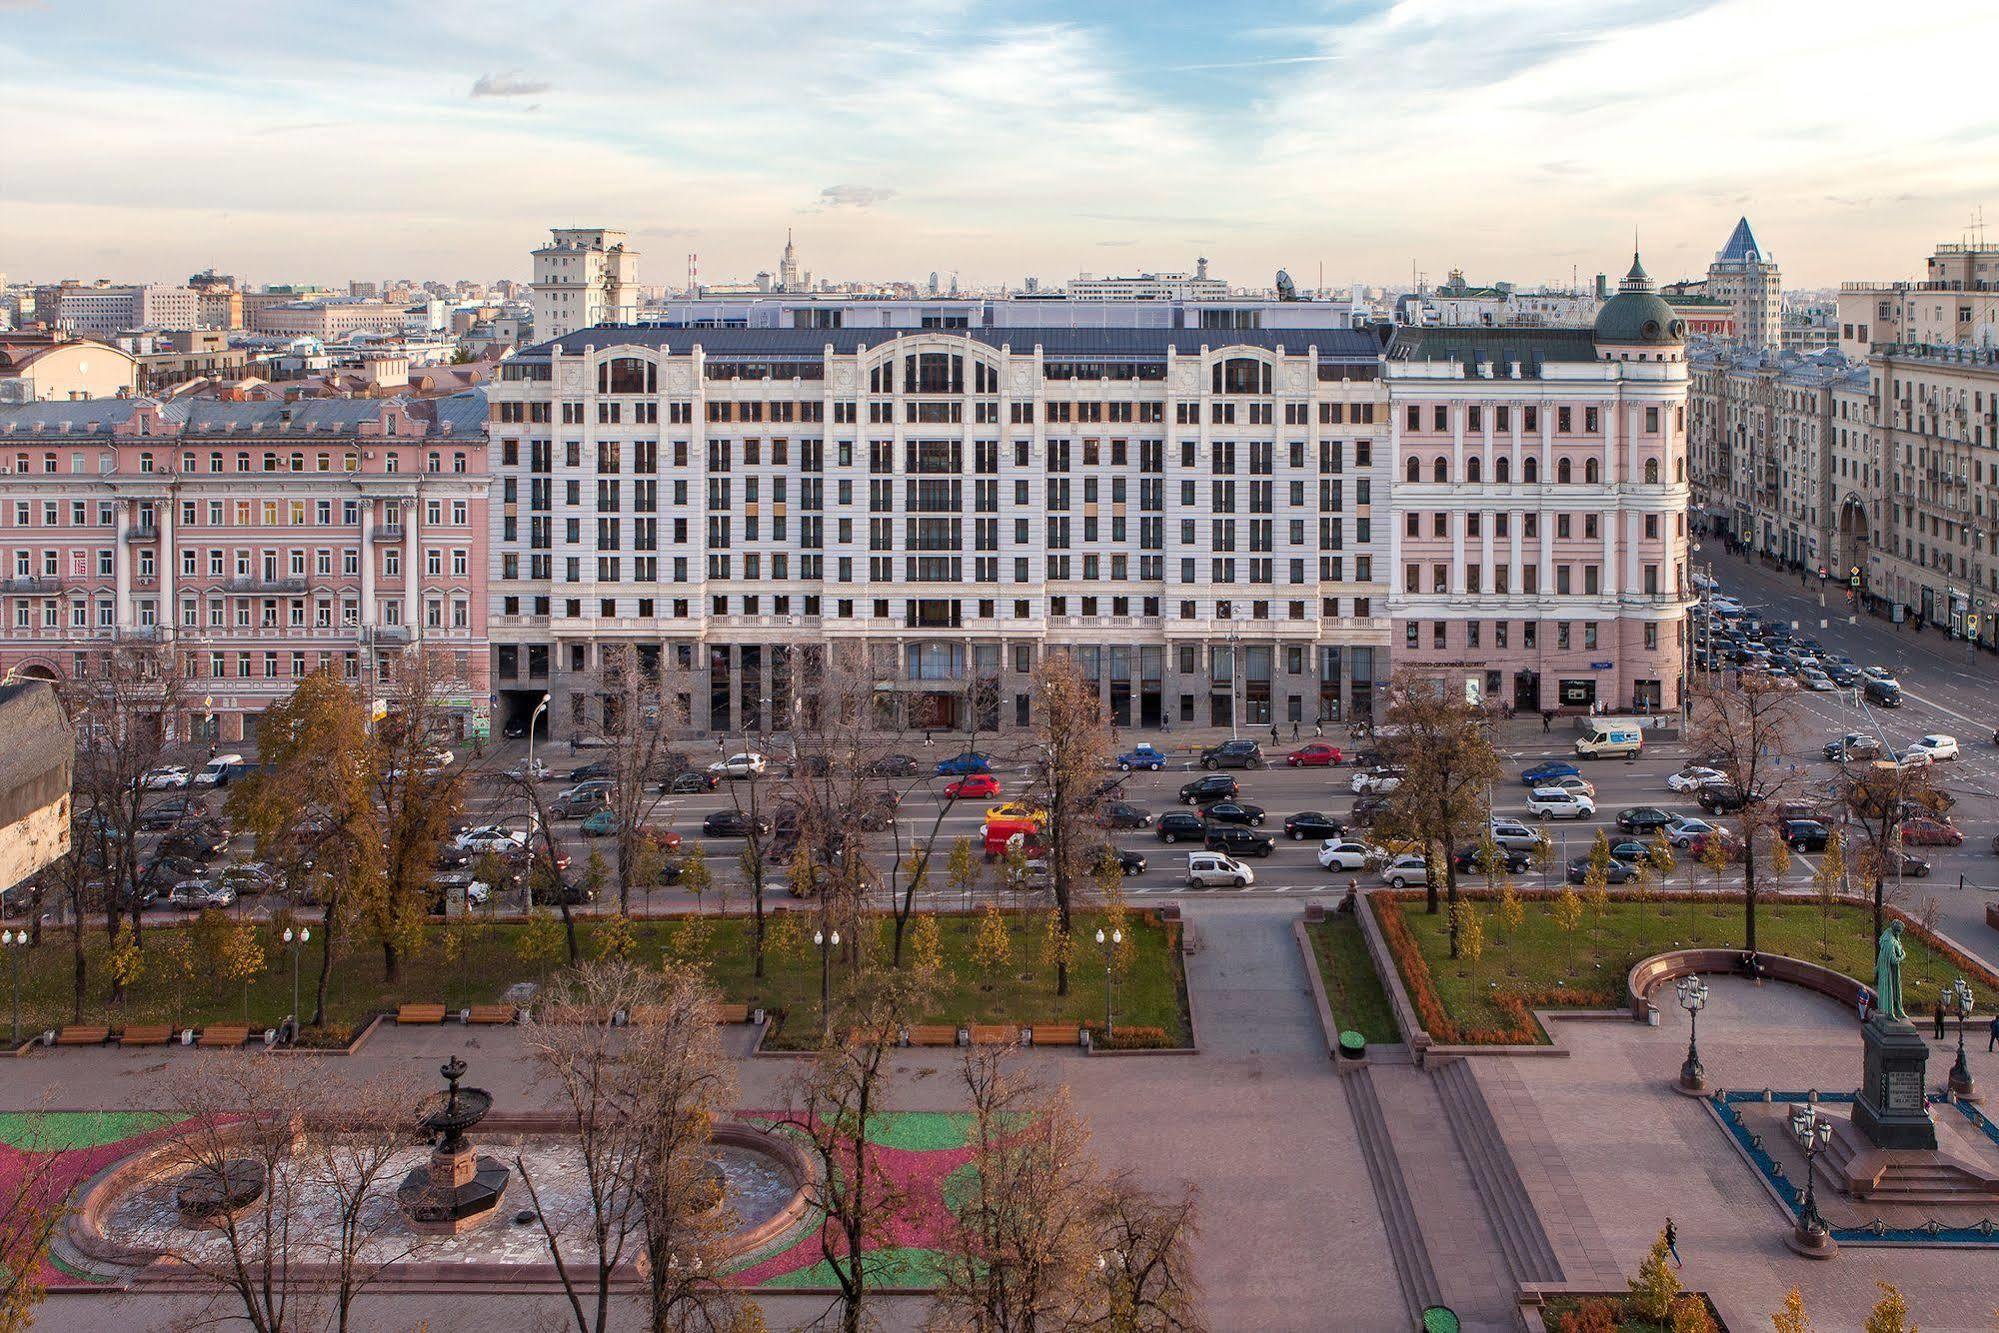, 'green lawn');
1303,917,1399,1044
1388,892,1998,1043
0,908,1190,1050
